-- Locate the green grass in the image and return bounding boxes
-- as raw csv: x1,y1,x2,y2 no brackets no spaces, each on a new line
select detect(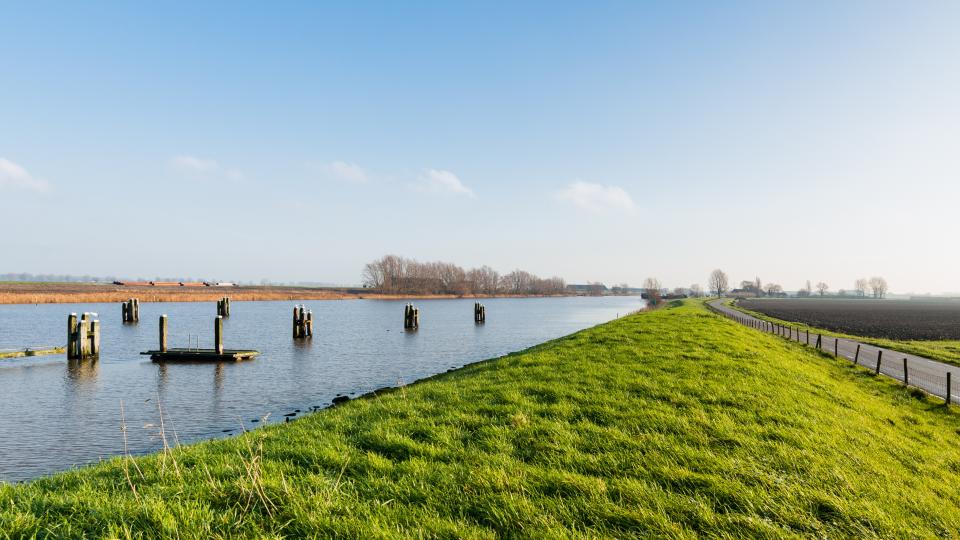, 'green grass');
729,299,960,368
2,300,960,538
